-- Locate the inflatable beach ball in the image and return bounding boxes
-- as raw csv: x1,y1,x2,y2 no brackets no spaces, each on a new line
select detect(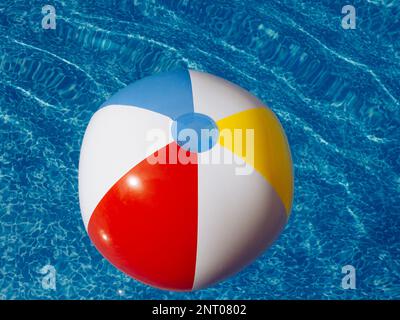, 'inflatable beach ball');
79,69,293,291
